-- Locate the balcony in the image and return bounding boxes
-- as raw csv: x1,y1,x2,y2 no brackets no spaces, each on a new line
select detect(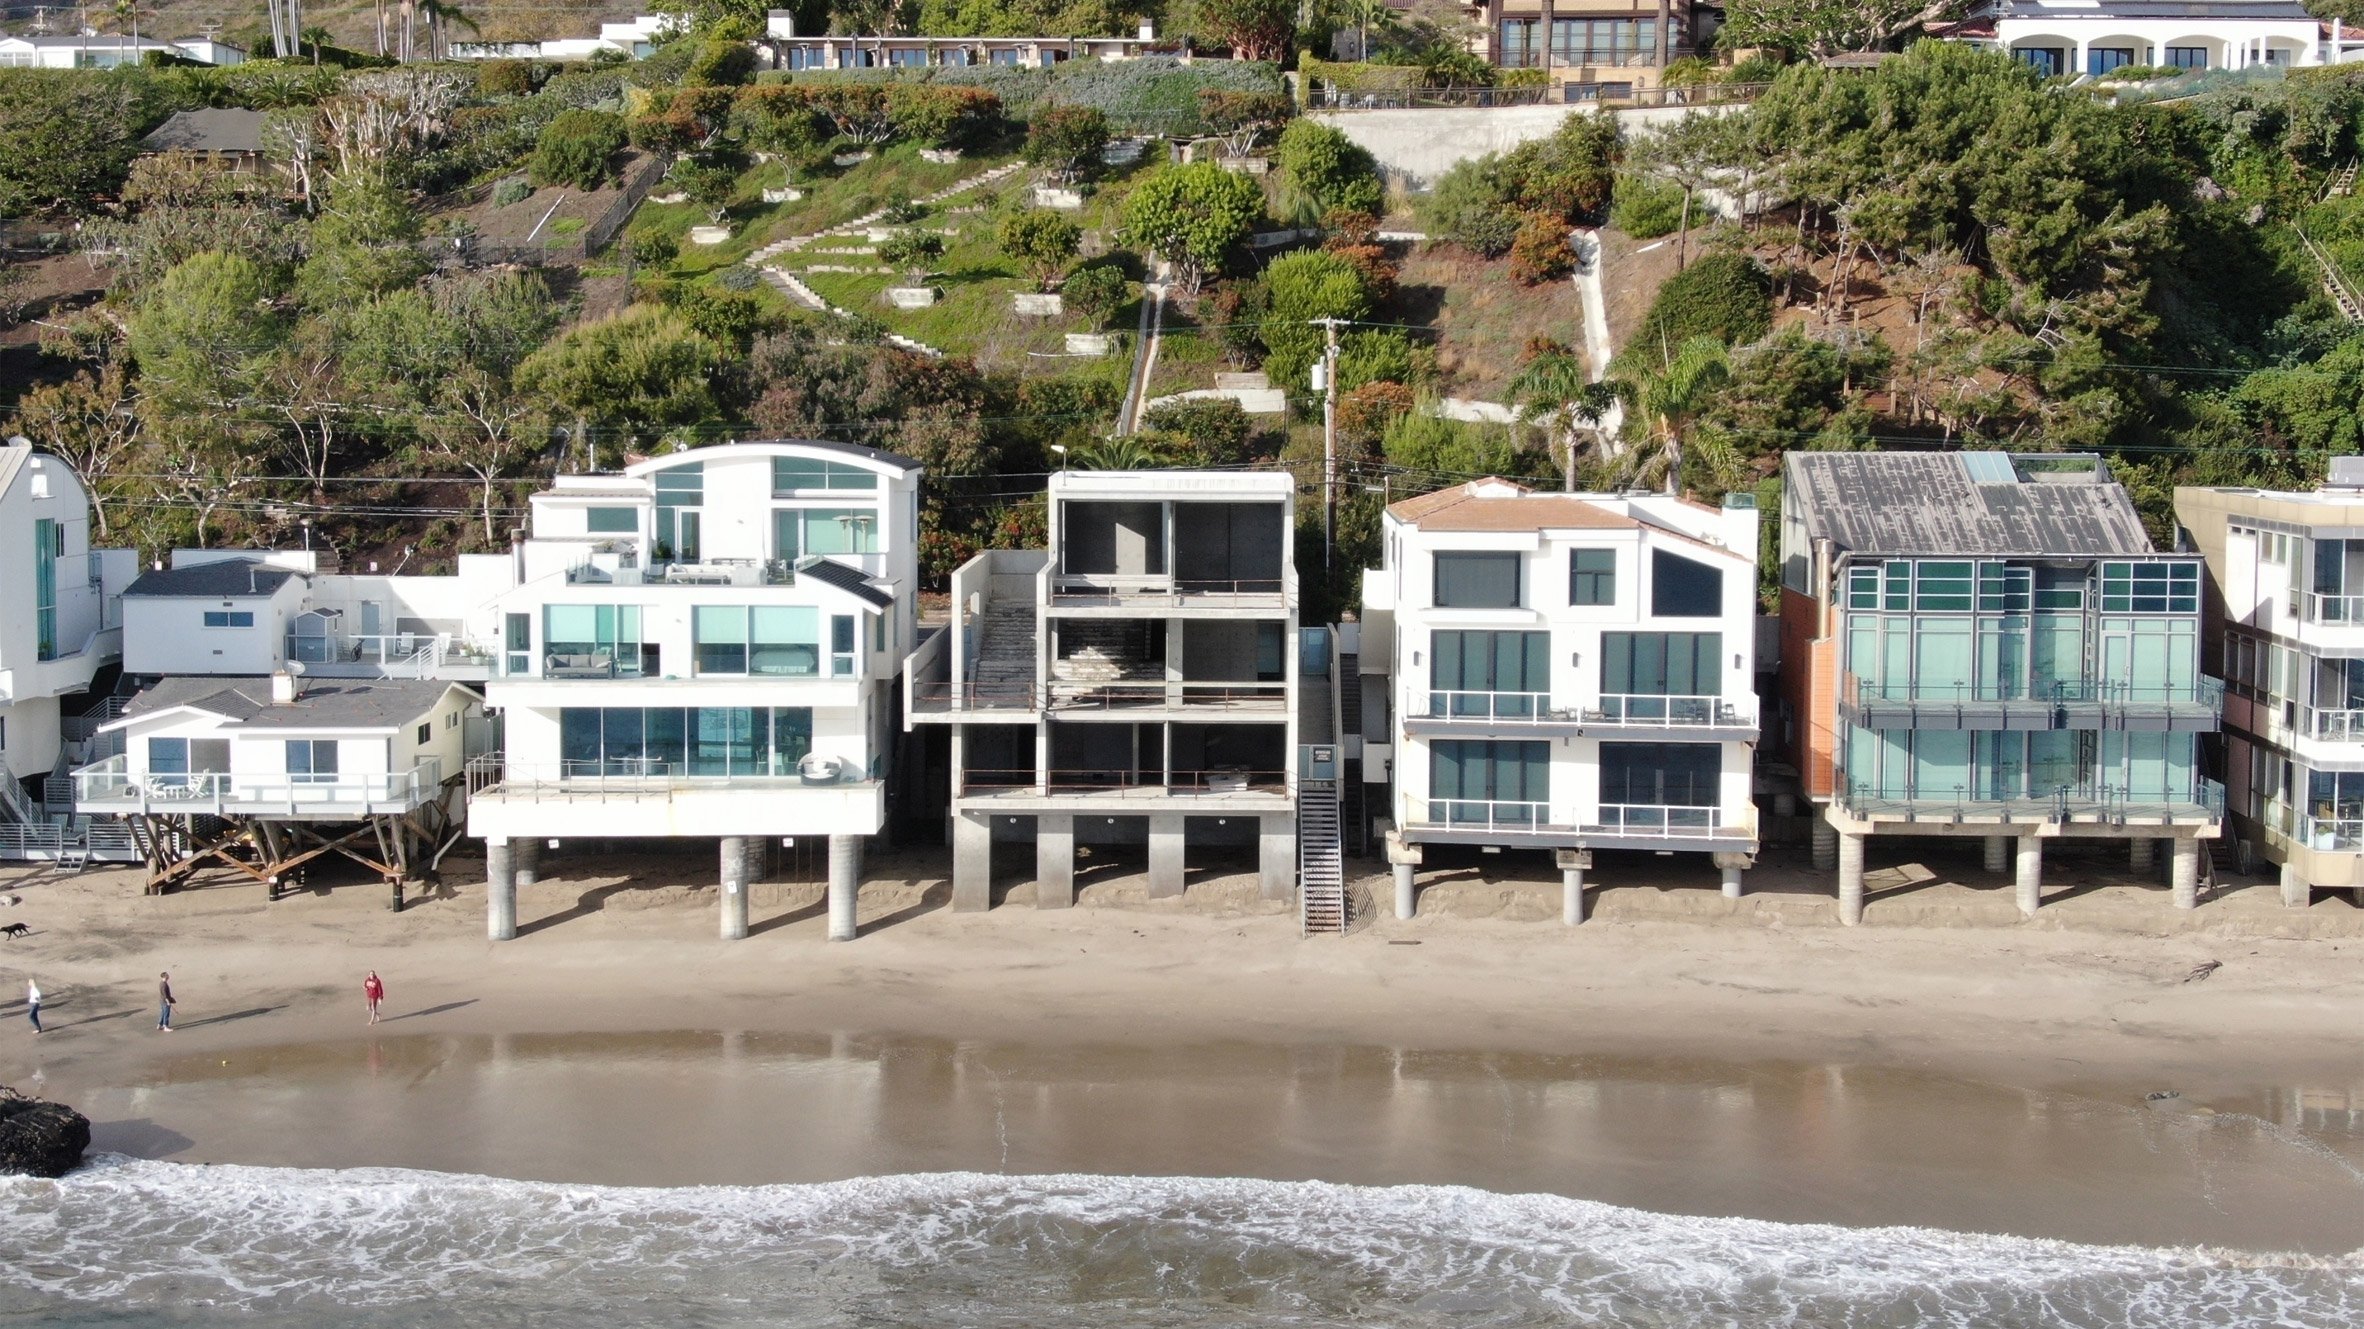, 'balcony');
74,755,447,817
464,756,884,839
1834,775,2225,828
2307,592,2364,624
1402,691,1756,738
567,558,795,588
910,681,1042,716
1046,680,1290,717
1839,675,2222,733
2265,799,2364,853
286,632,491,681
2305,708,2364,743
1046,574,1293,614
954,767,1293,810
